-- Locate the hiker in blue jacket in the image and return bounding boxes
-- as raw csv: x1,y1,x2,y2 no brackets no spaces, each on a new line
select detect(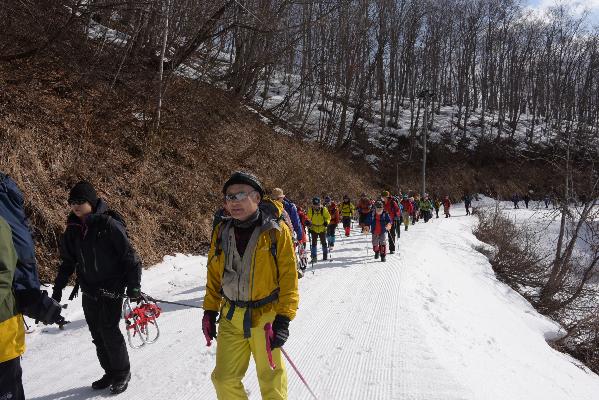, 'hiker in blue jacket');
272,188,303,242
